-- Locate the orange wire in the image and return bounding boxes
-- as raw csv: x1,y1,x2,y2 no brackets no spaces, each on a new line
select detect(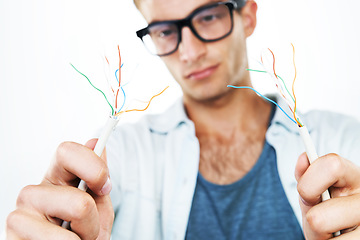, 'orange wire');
115,86,169,116
291,43,301,127
104,55,115,94
266,49,289,101
115,46,122,111
268,48,279,79
117,45,122,86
